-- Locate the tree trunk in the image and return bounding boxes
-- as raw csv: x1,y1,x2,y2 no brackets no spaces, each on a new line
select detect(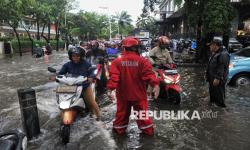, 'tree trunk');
55,21,59,51
48,21,51,42
36,17,40,40
41,23,49,43
196,18,202,63
13,27,22,56
24,28,34,55
223,31,229,50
